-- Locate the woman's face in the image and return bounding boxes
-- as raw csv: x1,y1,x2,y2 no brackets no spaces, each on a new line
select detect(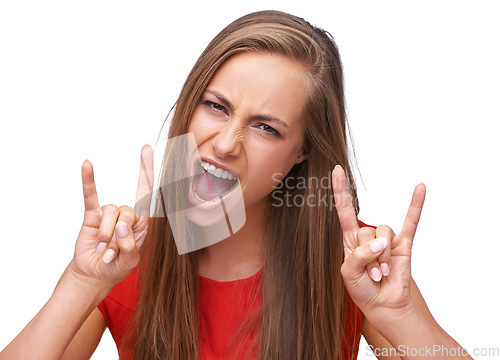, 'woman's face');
188,52,309,213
